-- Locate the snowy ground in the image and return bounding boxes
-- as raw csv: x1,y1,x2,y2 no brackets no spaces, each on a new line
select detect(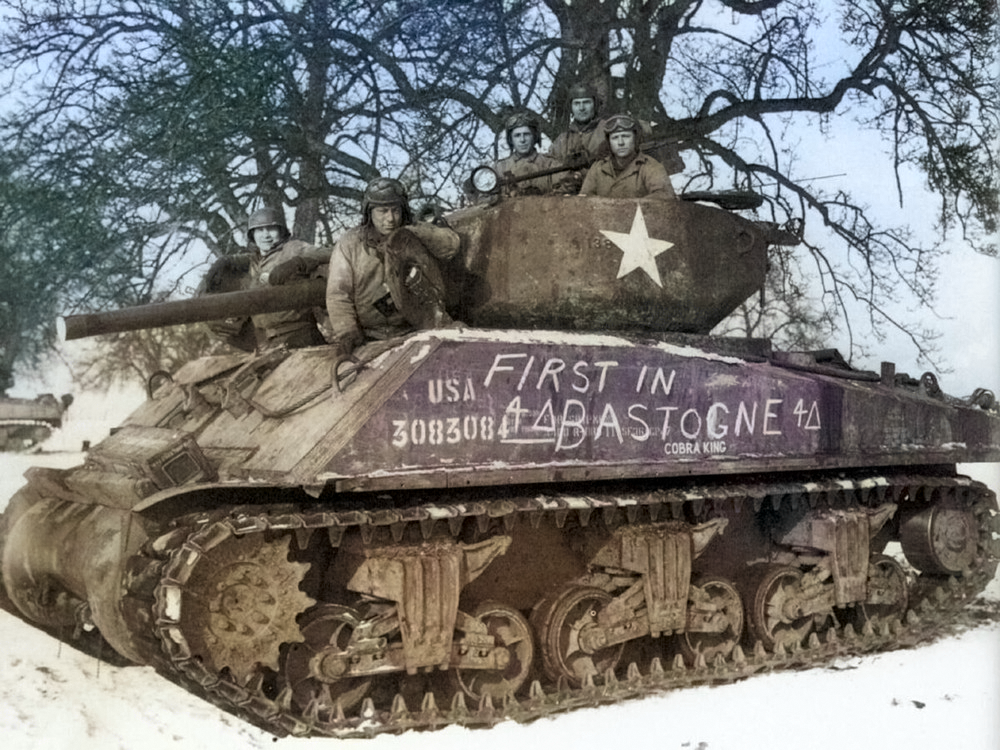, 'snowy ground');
0,393,997,750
